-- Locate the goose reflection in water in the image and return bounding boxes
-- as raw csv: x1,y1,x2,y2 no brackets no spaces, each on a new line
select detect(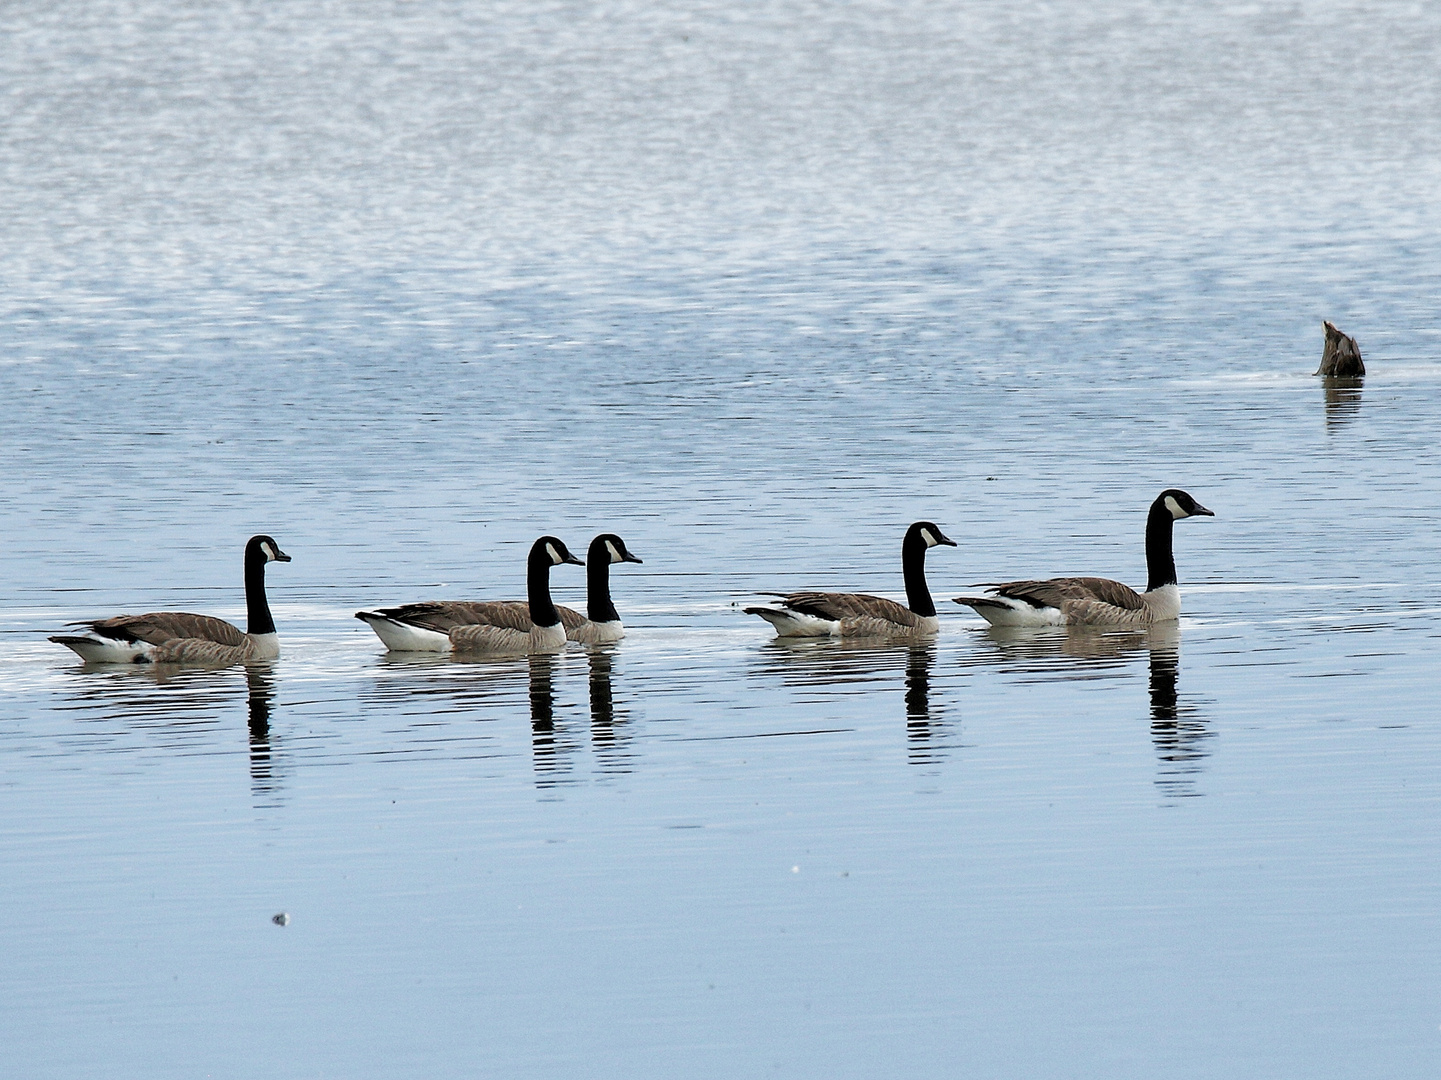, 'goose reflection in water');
1322,375,1363,431
902,644,947,765
1145,642,1212,800
363,650,531,714
586,647,634,774
971,624,1170,676
754,638,953,765
972,624,1212,797
59,660,289,805
64,659,252,720
243,663,284,806
362,651,628,785
527,652,580,789
361,652,559,775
